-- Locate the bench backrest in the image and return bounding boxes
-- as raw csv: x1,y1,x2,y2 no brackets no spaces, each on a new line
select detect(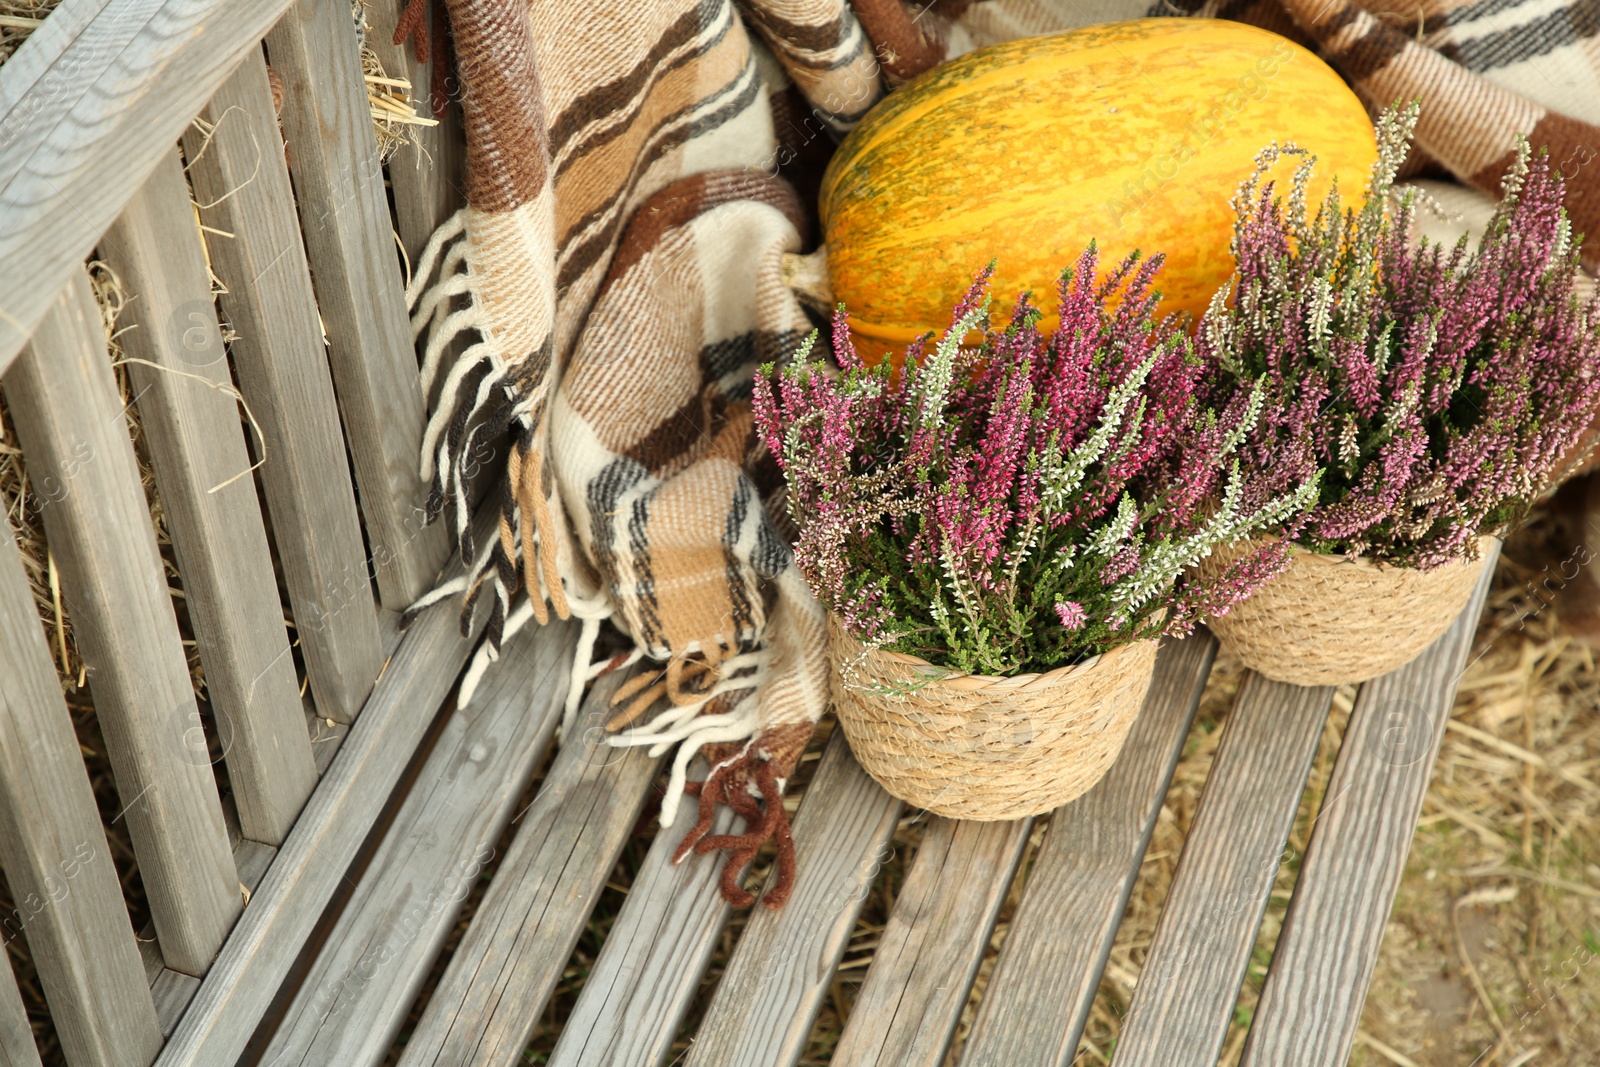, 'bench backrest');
0,2,455,1062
